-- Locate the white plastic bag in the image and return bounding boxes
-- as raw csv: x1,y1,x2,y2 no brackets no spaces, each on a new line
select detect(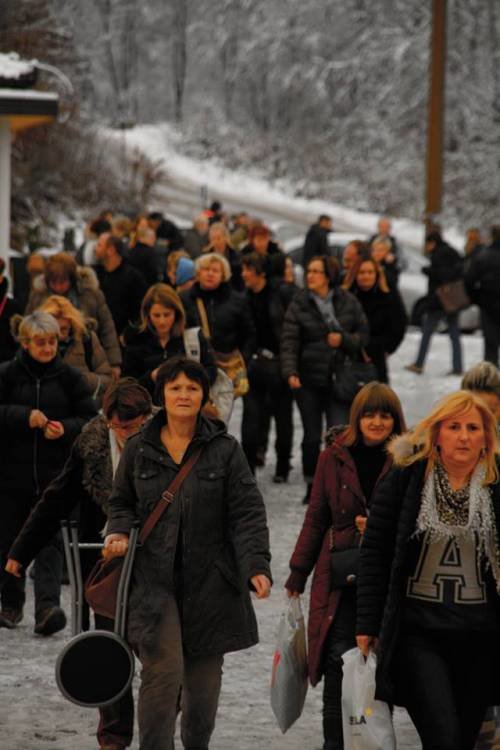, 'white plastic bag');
341,647,396,750
270,596,308,733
